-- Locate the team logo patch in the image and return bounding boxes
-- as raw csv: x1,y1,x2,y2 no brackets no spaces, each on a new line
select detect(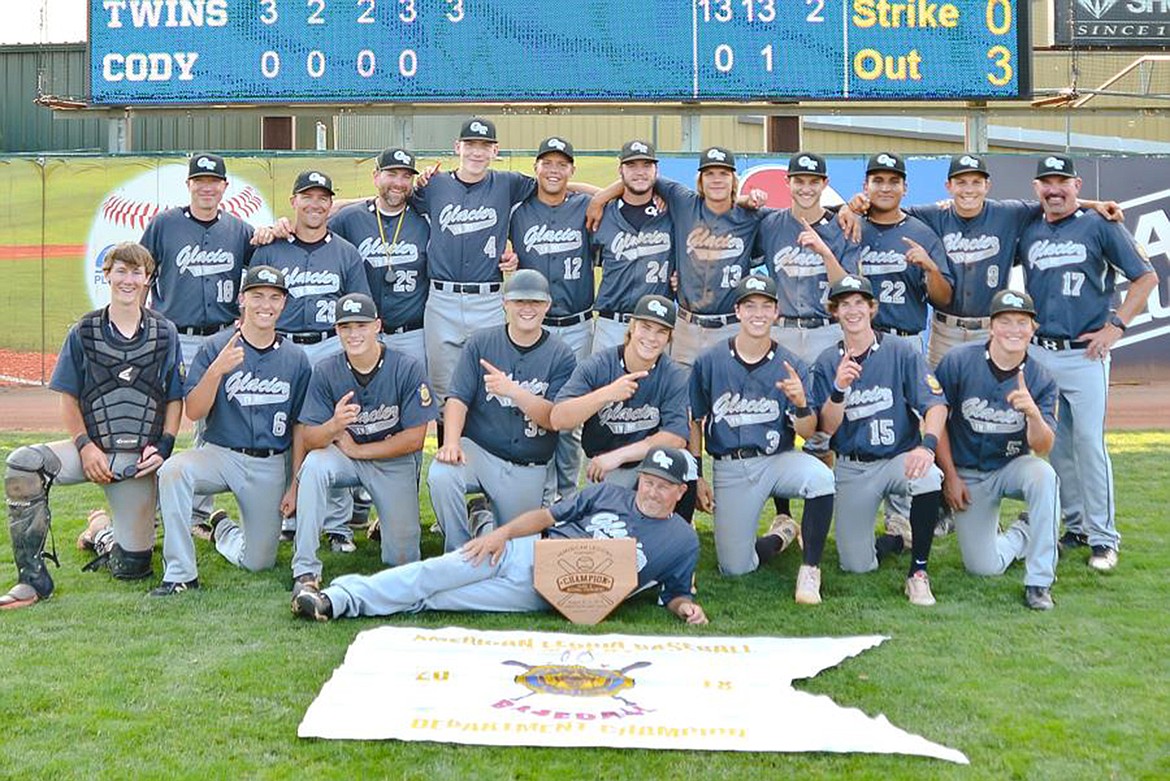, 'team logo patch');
647,300,669,318
196,156,217,171
926,373,944,395
393,150,412,164
959,155,981,168
546,138,566,151
419,383,432,406
342,299,363,313
630,141,649,154
841,276,862,289
796,155,817,171
1043,156,1065,171
706,149,726,162
876,153,898,168
503,658,651,702
258,269,278,283
1001,292,1025,308
469,121,489,136
652,450,673,470
308,172,327,185
745,277,766,291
